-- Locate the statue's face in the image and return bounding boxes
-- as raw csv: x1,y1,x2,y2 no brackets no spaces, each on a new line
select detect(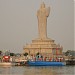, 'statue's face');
41,3,45,8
